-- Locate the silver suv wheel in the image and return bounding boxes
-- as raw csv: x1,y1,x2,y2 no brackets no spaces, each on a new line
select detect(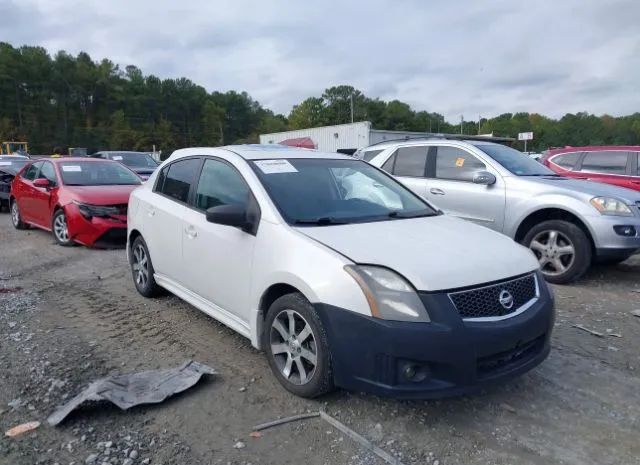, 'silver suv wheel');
530,229,575,276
